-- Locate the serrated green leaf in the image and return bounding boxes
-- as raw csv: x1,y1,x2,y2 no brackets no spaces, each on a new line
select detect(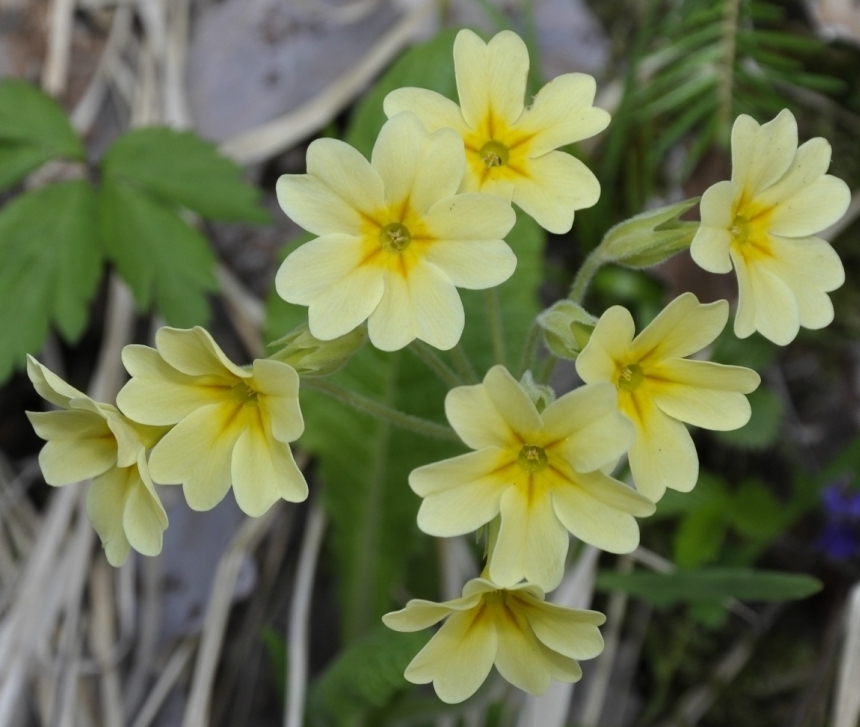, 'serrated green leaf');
0,79,84,190
100,179,217,327
0,181,102,381
596,567,822,606
101,127,269,223
715,386,783,451
308,627,431,727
